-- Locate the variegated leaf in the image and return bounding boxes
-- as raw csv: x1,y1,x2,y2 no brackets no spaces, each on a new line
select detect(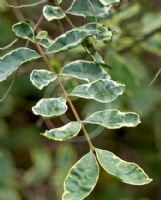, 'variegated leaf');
95,148,152,185
32,97,67,118
84,109,141,129
41,122,81,141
